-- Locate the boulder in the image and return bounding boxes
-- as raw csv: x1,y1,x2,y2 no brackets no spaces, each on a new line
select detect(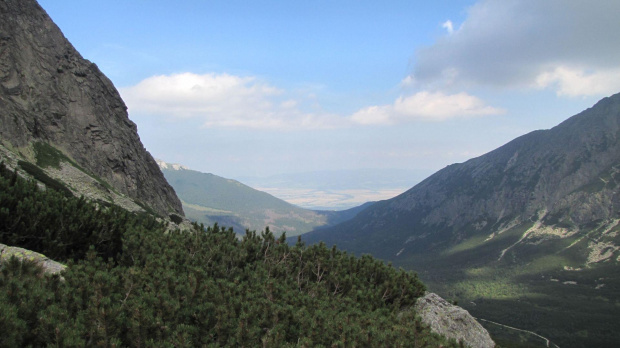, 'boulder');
414,292,495,348
0,243,66,275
